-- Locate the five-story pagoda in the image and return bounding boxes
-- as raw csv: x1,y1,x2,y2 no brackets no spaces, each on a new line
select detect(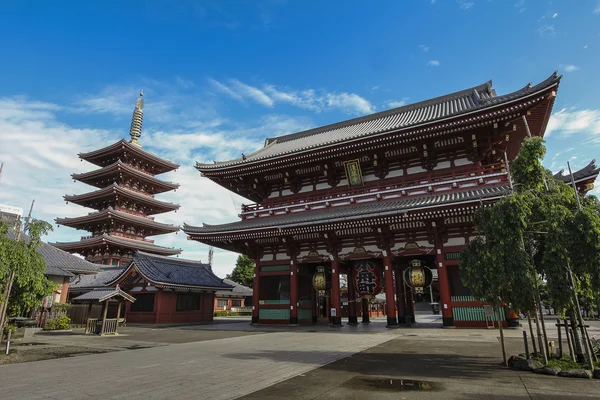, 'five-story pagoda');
53,94,182,265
